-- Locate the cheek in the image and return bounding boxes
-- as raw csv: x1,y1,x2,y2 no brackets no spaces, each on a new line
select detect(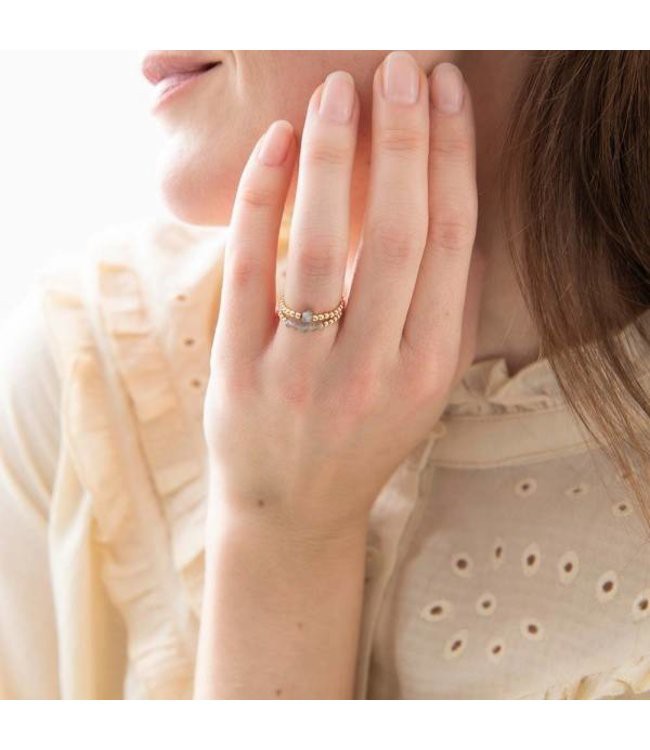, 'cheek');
157,123,252,226
154,59,374,228
155,68,268,226
155,55,318,226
